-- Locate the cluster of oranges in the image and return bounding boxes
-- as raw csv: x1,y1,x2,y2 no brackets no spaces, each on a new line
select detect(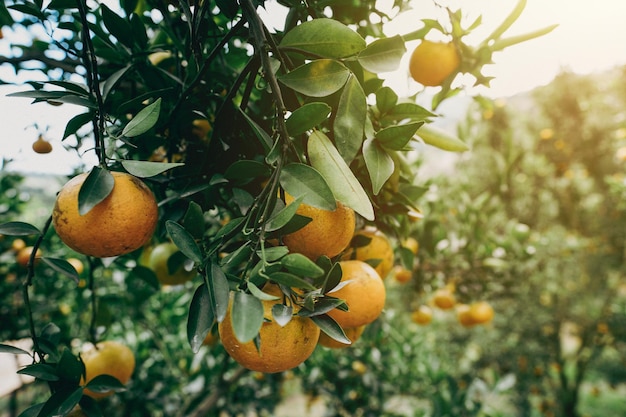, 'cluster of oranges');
411,285,495,327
